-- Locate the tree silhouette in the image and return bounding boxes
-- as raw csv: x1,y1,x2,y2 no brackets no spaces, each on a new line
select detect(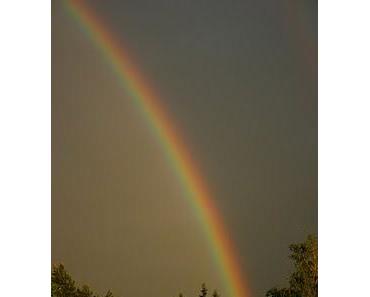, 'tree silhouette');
51,264,114,297
51,263,77,297
177,283,221,297
199,283,208,297
266,235,318,297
